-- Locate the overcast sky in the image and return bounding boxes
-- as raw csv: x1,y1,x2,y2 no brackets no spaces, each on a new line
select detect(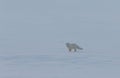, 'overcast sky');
0,0,120,55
